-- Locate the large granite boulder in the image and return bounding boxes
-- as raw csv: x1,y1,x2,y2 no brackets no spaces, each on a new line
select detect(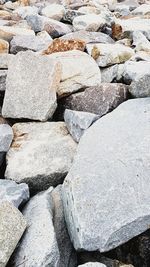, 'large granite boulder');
5,122,77,193
2,51,61,121
0,201,26,267
62,98,150,252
